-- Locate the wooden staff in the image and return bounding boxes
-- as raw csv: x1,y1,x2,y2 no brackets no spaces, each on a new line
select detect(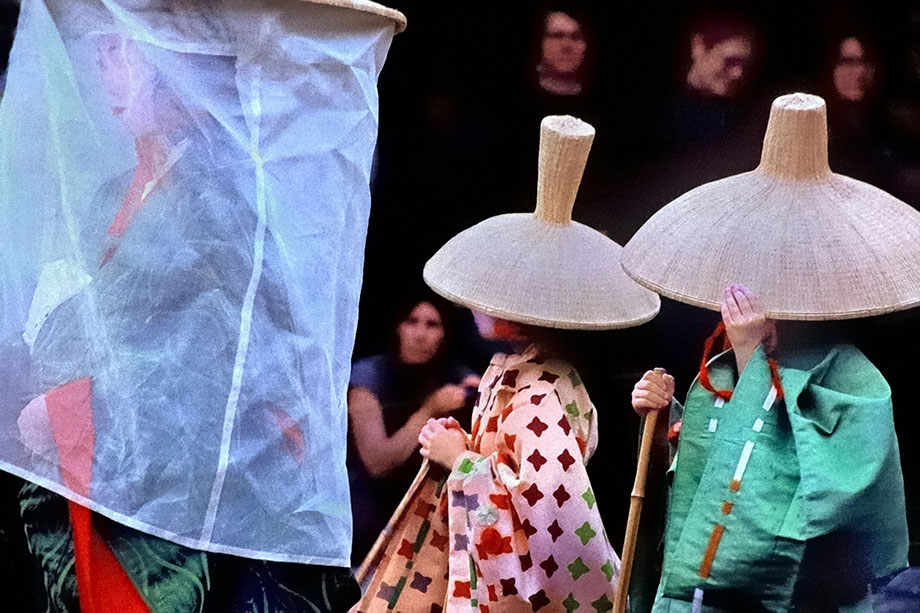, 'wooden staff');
613,368,666,613
355,459,431,586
